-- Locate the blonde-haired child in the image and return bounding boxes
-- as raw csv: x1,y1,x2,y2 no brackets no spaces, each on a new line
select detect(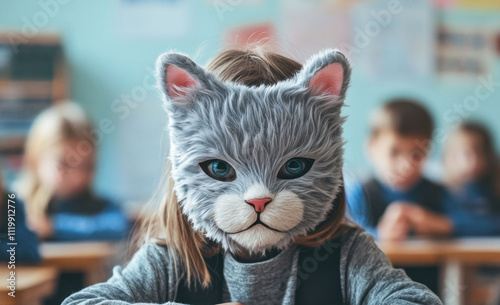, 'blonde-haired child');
16,102,130,241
